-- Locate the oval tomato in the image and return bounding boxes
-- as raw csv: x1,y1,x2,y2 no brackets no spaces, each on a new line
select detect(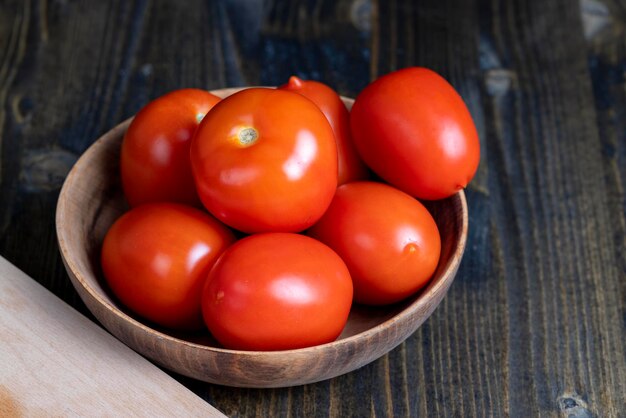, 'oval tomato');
308,181,441,305
202,233,353,350
190,88,338,233
279,76,368,185
350,67,480,200
121,88,221,207
101,203,235,330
